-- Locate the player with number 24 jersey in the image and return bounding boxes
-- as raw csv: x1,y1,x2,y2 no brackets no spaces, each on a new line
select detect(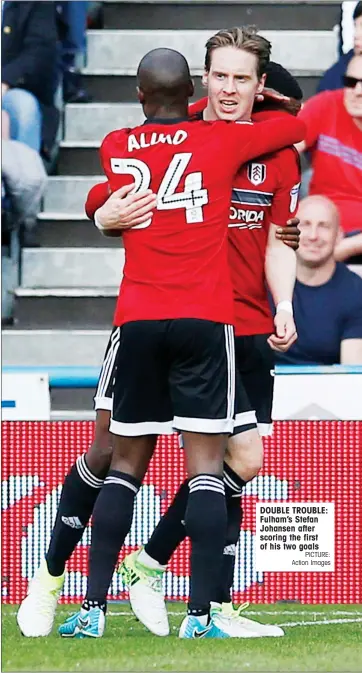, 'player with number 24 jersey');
99,114,304,328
